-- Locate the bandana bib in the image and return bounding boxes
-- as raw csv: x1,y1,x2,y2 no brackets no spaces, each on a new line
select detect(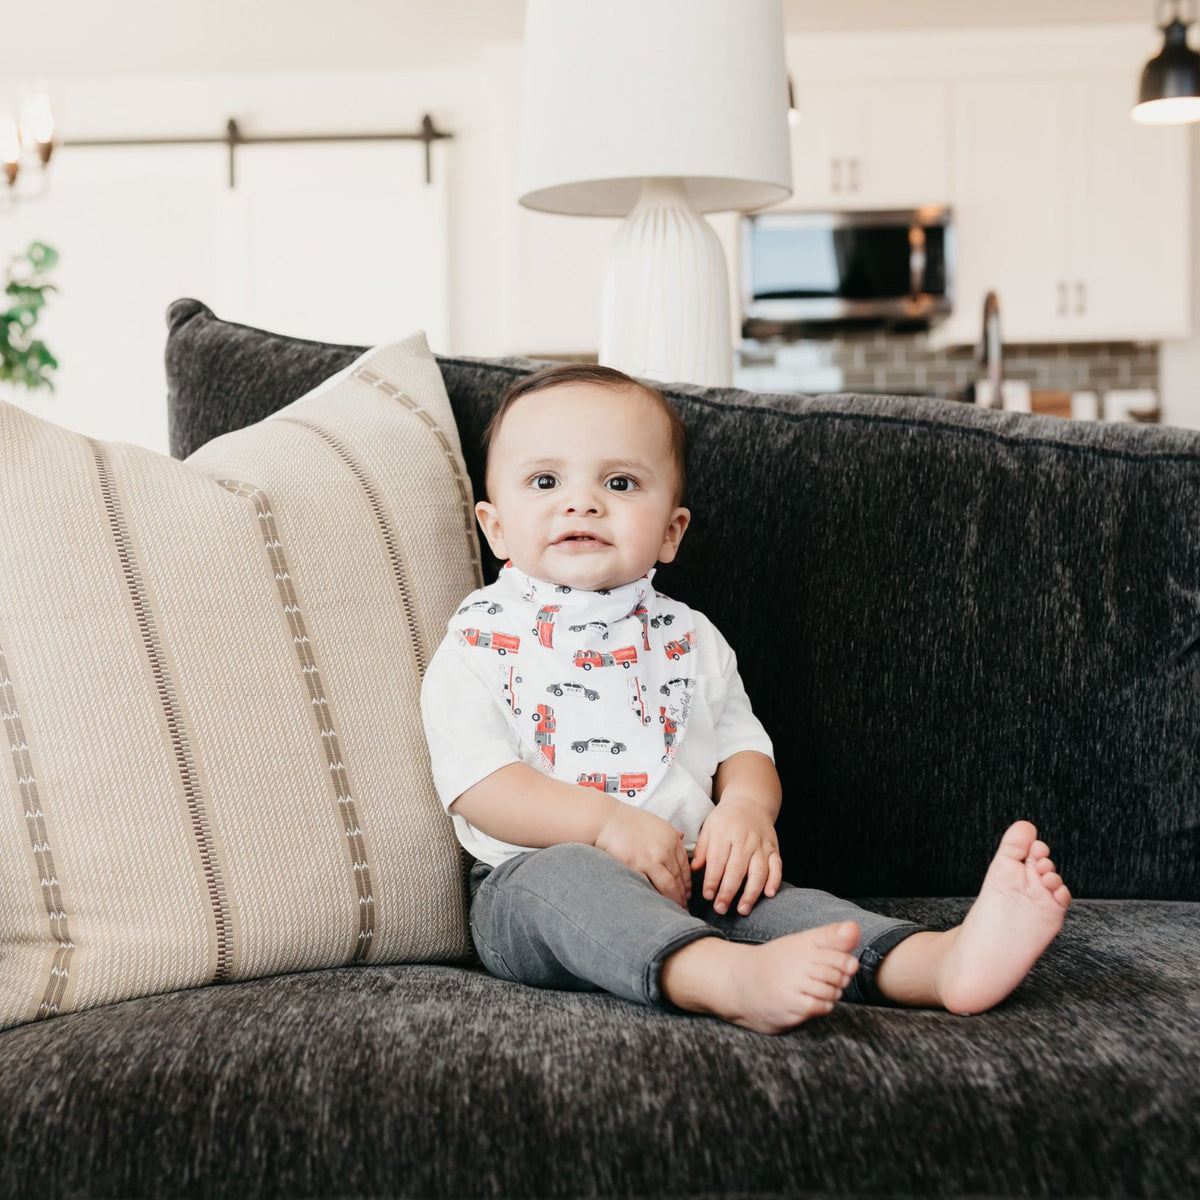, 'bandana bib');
446,563,697,804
